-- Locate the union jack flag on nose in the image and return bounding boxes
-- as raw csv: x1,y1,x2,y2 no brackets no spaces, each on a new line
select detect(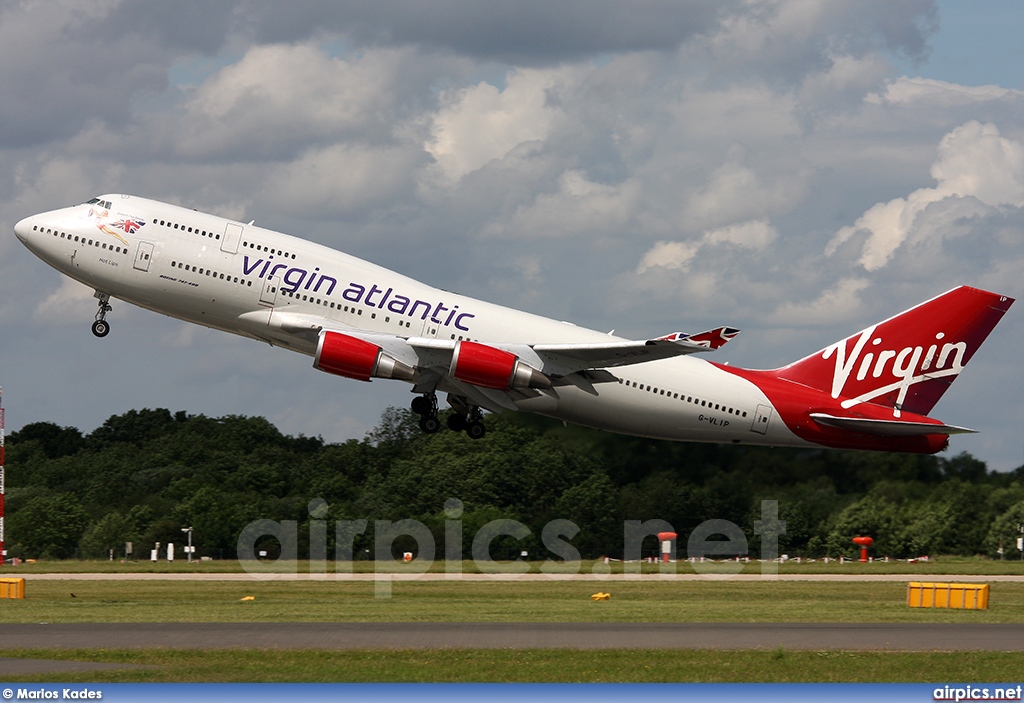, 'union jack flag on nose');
116,218,145,234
